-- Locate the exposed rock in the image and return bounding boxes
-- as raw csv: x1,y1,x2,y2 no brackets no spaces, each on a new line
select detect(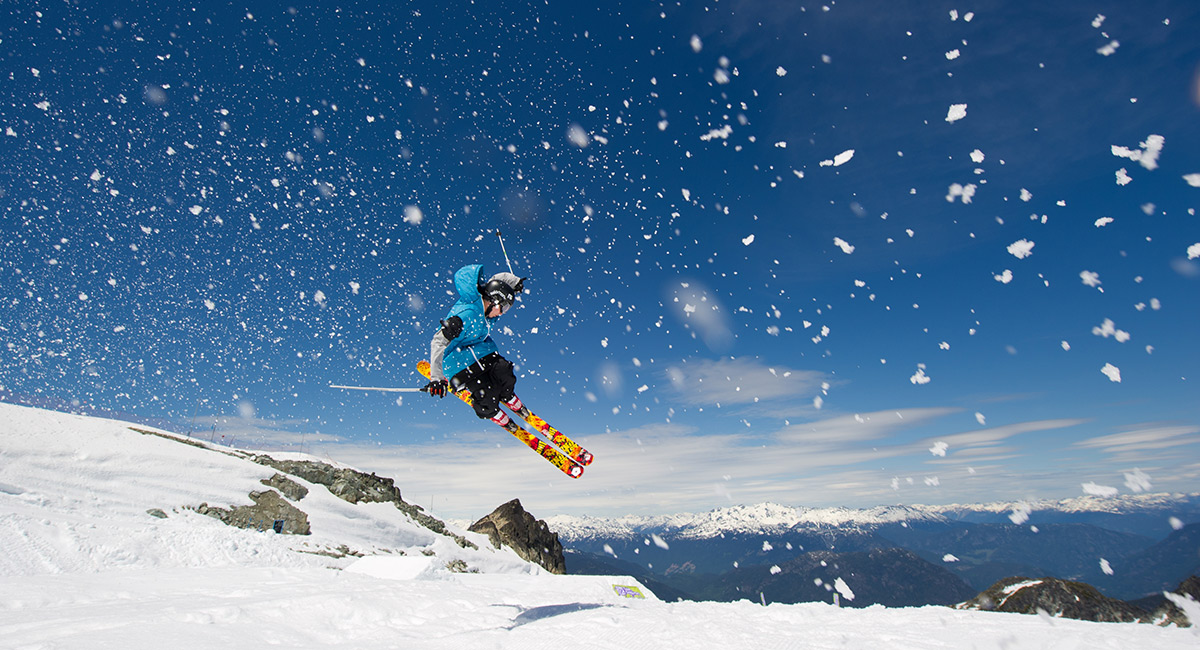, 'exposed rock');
196,489,311,535
146,508,168,519
251,455,476,550
254,458,400,505
959,576,1148,623
470,499,566,574
1150,575,1199,627
261,473,308,501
